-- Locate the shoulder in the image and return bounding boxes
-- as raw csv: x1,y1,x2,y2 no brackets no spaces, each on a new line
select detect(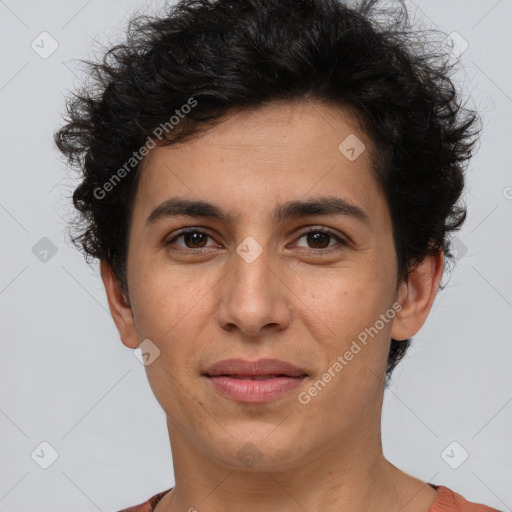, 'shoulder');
117,485,501,512
430,485,503,512
117,488,172,512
